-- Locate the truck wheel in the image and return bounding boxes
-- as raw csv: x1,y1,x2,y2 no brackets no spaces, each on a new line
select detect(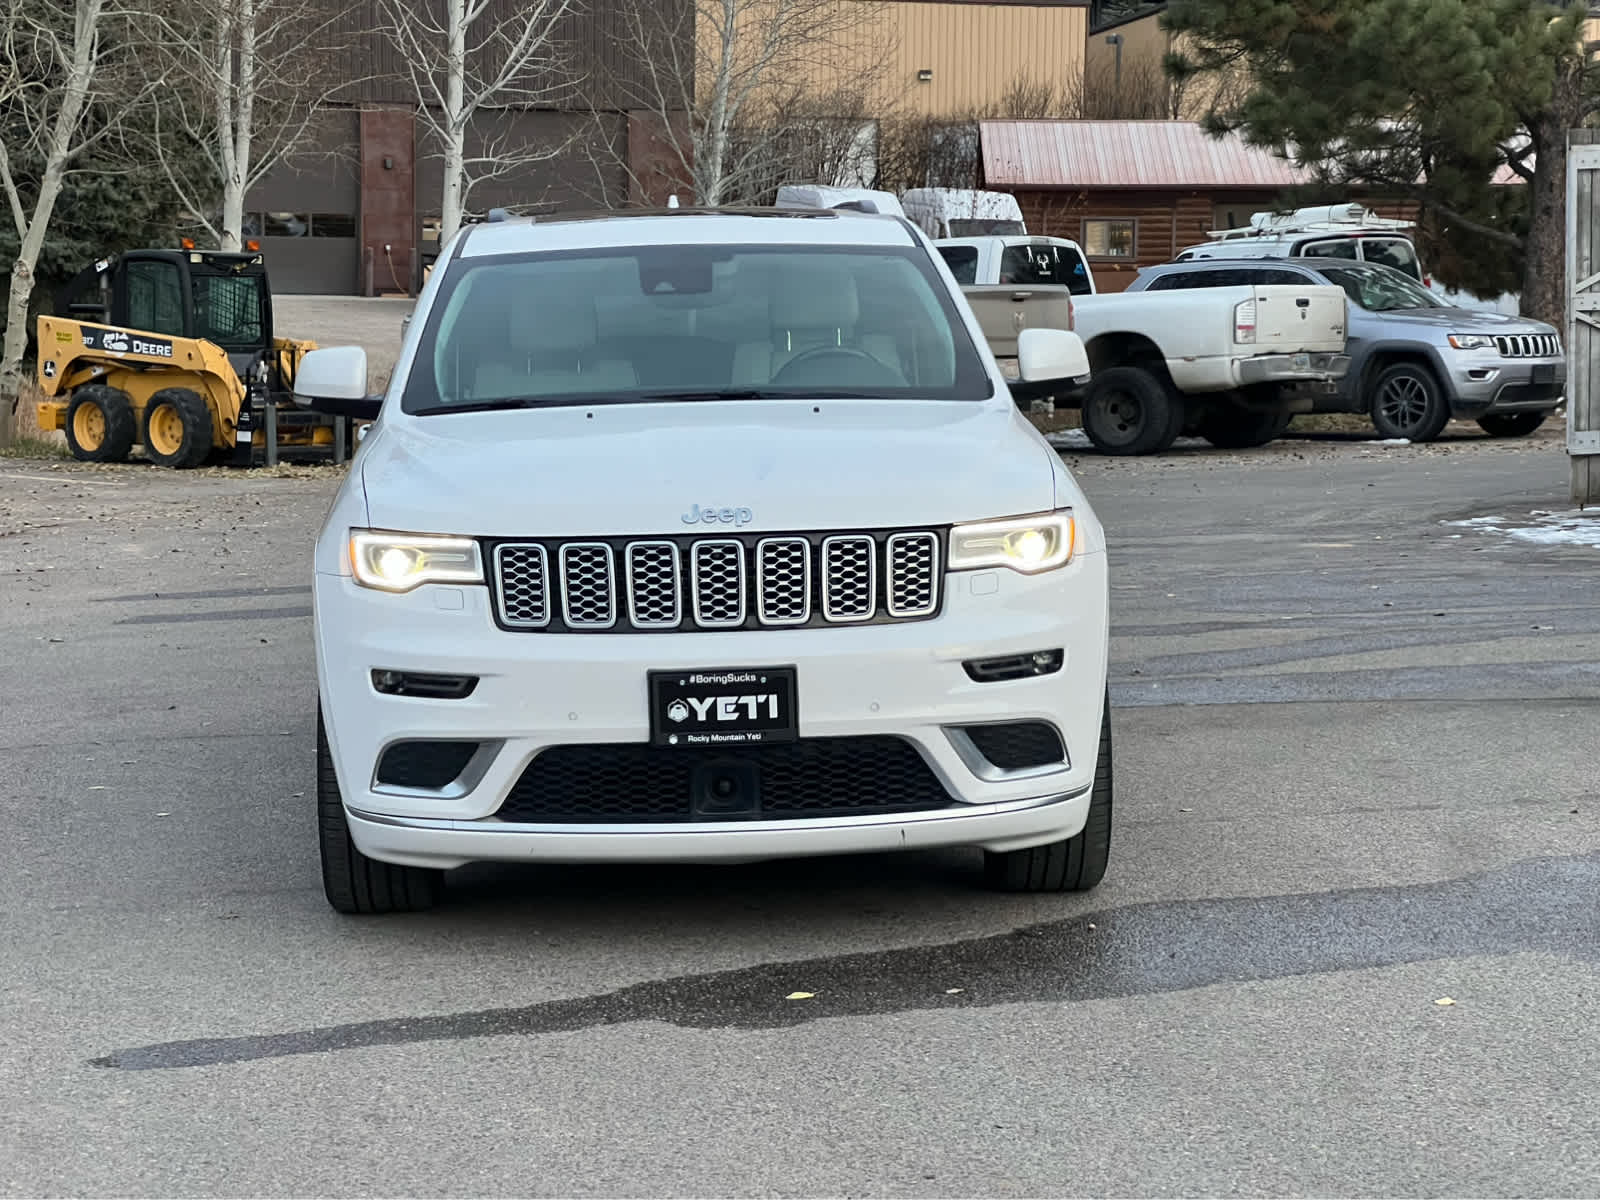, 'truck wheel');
1369,363,1450,442
318,709,443,914
1476,411,1547,438
64,385,136,462
141,388,215,469
1198,397,1293,448
1081,366,1185,455
983,691,1112,893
